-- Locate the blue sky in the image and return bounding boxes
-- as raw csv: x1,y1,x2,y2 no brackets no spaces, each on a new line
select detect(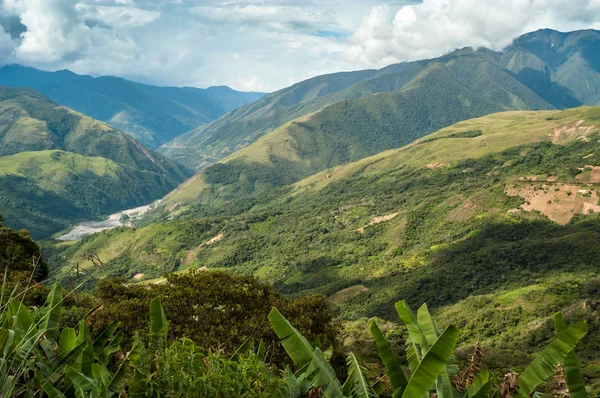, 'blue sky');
1,0,599,92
